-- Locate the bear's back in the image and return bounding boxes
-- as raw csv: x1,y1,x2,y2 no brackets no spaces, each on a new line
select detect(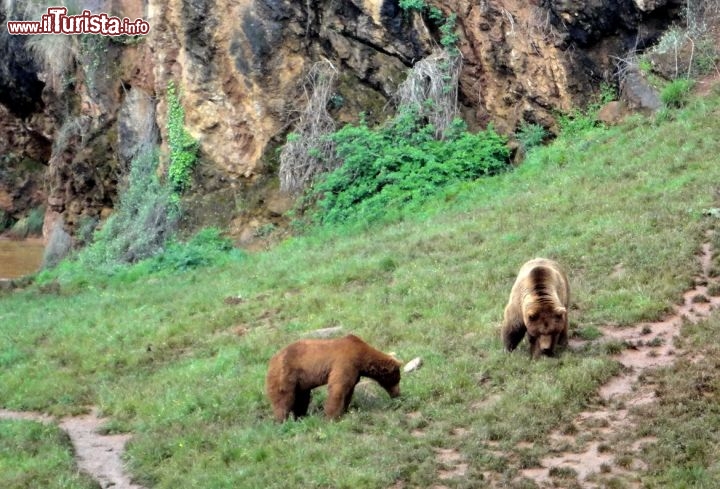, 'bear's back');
272,336,364,389
515,258,569,306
